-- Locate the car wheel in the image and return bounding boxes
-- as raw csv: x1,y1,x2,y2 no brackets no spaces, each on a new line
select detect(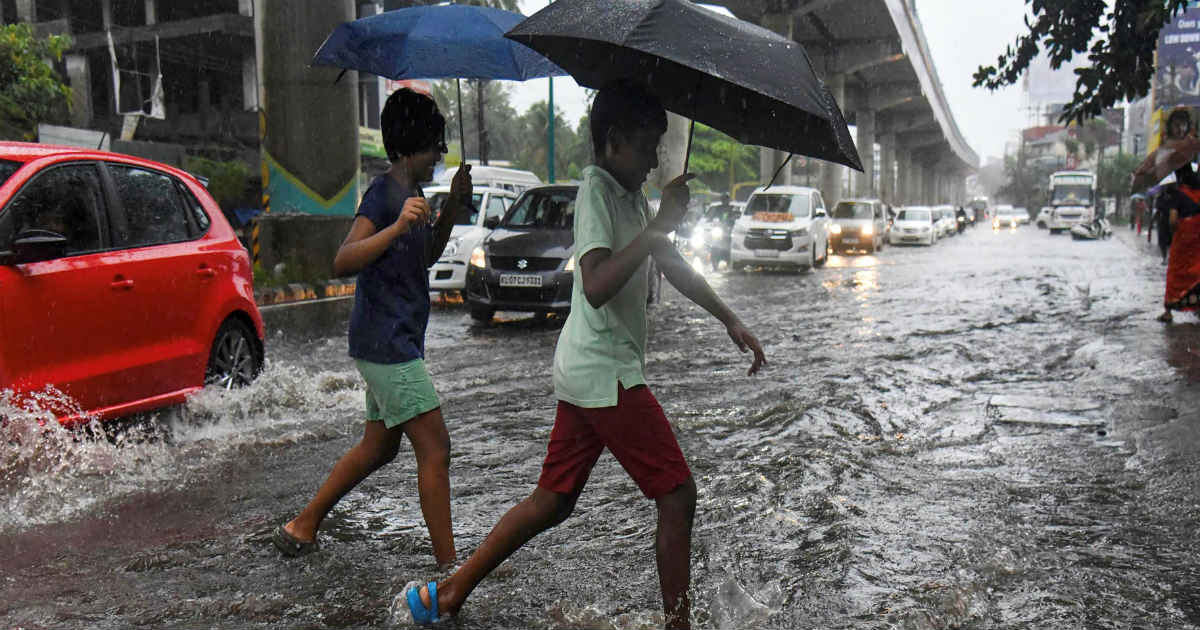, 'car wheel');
205,318,262,390
469,302,495,322
731,261,746,273
813,240,828,267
